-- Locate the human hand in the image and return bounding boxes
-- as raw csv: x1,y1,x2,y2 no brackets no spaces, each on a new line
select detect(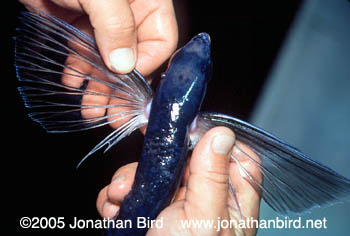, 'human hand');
19,0,178,130
19,0,178,75
97,127,262,236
